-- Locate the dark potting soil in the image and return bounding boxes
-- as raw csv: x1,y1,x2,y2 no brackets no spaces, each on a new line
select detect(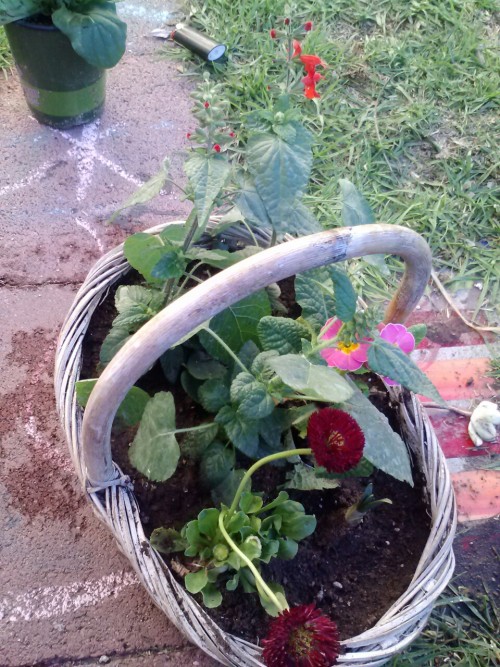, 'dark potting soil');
81,273,431,643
